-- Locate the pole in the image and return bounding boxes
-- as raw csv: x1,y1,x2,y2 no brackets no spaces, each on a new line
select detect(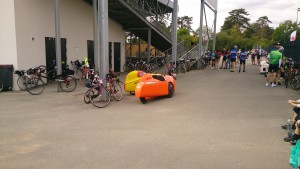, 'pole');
212,11,217,51
98,0,109,78
171,0,178,67
198,0,204,69
54,0,62,75
93,0,99,71
147,29,151,63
